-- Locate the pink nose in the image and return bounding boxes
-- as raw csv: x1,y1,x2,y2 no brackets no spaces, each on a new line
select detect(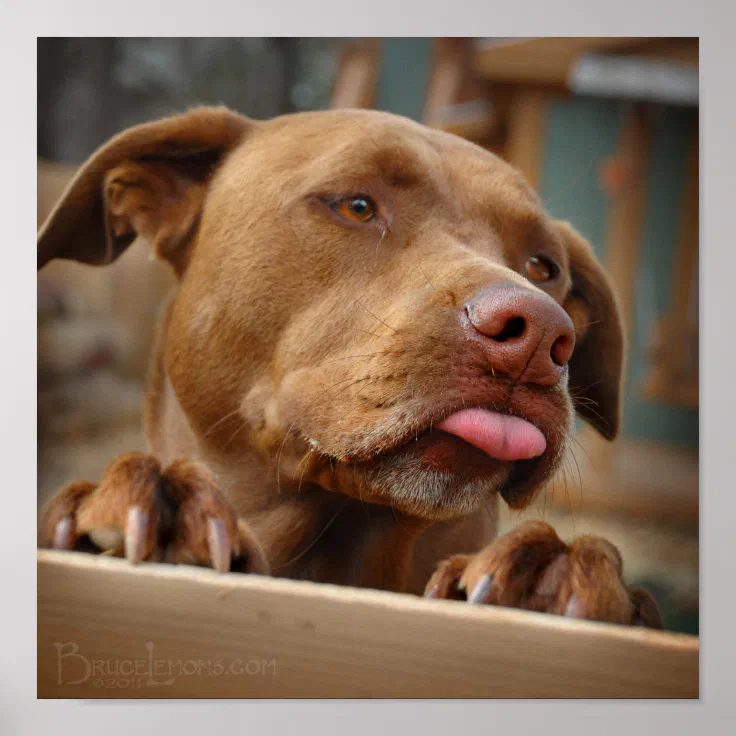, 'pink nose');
463,284,575,386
